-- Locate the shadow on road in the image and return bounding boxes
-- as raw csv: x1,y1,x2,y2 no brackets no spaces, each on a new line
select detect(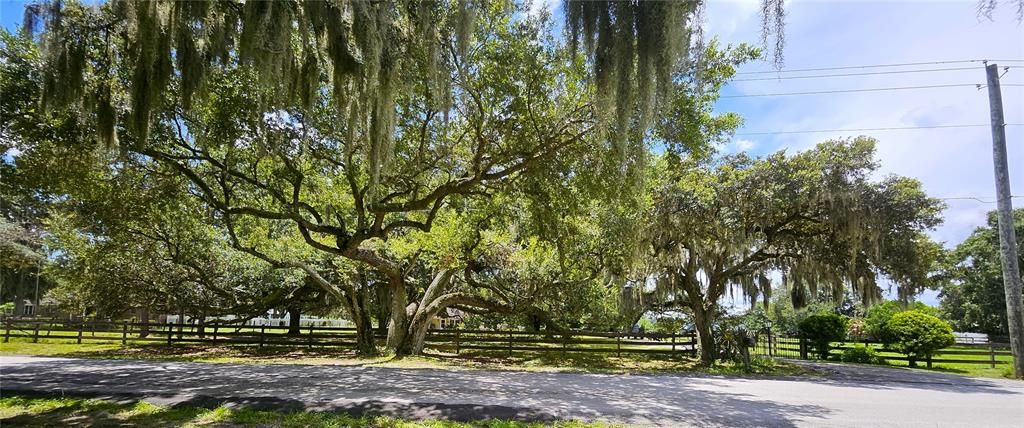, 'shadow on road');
1,356,833,426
